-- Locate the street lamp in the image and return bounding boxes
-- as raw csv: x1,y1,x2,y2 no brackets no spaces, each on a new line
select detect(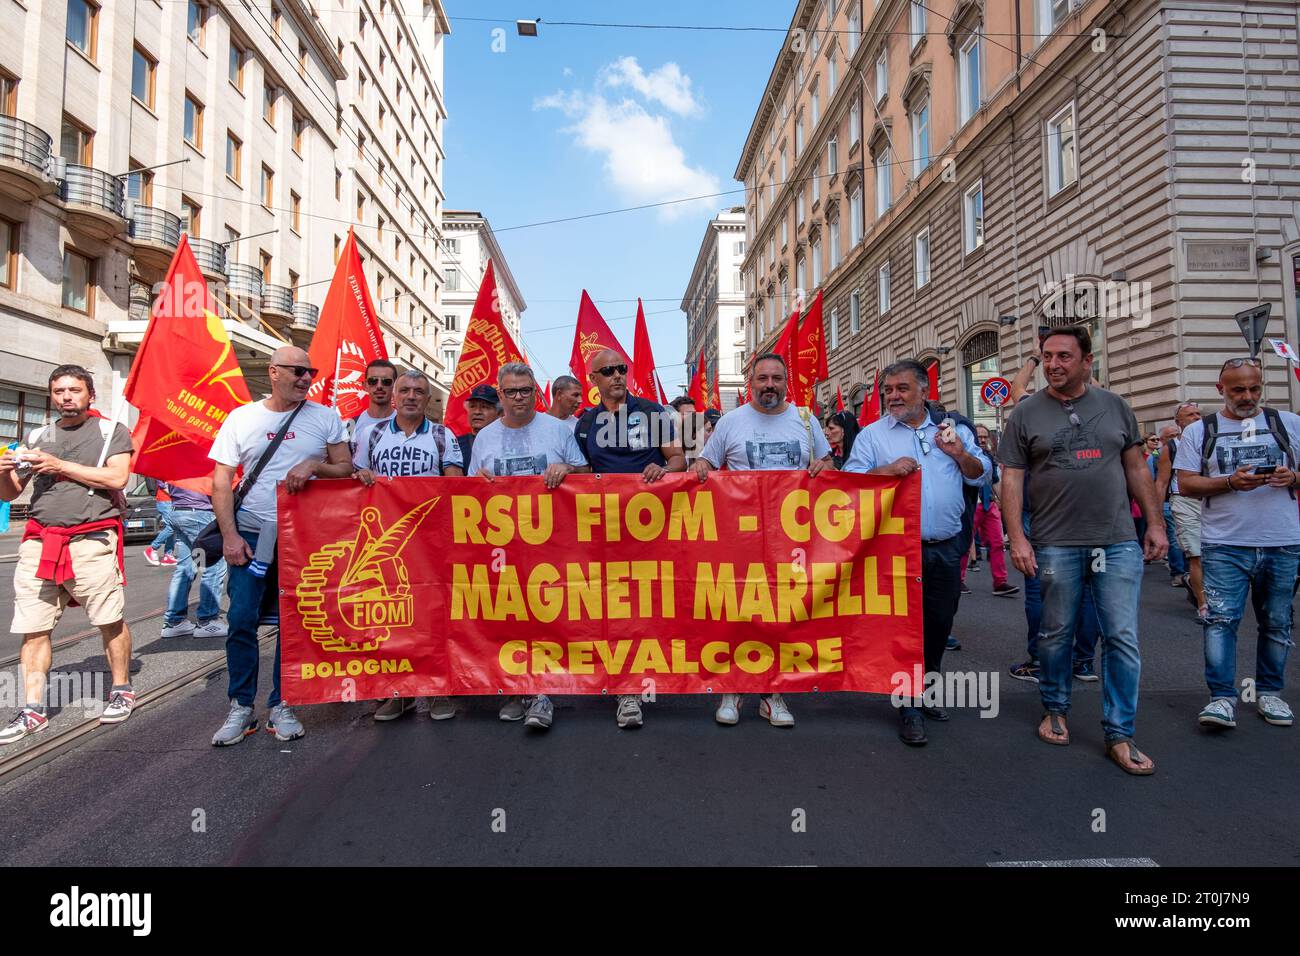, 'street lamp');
516,19,540,37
